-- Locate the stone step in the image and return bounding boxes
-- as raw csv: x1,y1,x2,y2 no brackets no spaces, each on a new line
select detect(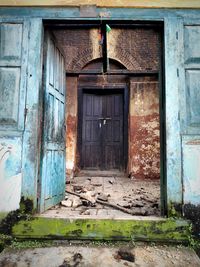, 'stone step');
12,216,190,243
